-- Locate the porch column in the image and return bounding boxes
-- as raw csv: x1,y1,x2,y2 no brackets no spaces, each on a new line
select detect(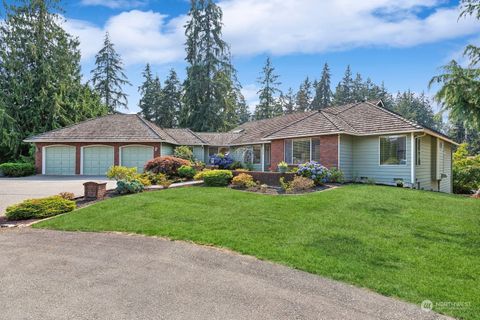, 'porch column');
261,144,265,172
